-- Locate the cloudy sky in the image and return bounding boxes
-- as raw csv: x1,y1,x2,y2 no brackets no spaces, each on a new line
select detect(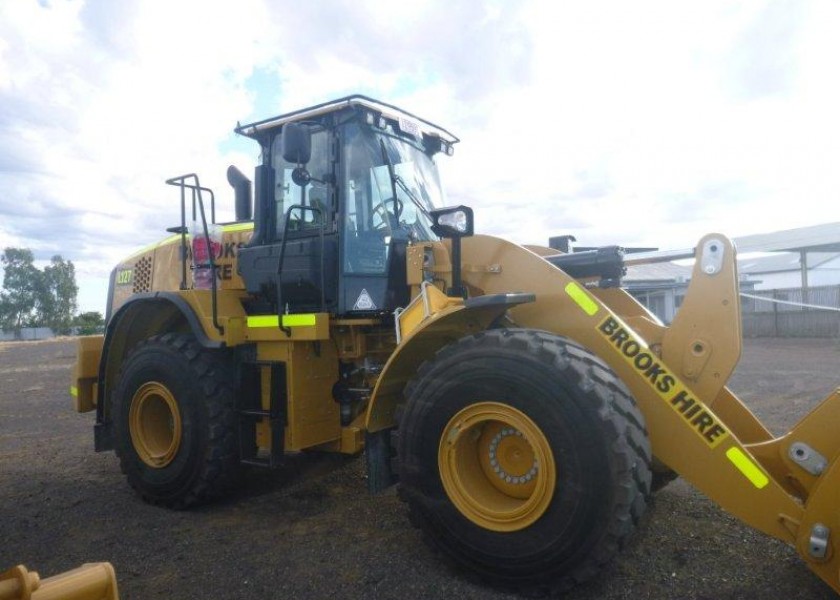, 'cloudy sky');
1,0,838,313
